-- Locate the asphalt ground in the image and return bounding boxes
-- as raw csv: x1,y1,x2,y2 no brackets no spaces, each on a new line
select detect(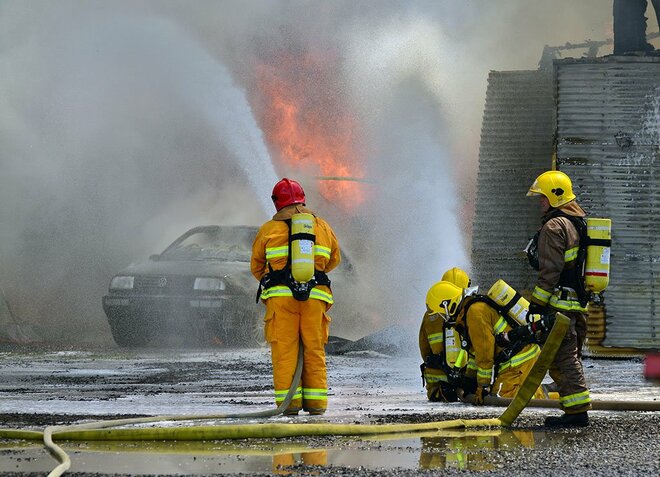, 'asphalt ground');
0,343,658,476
